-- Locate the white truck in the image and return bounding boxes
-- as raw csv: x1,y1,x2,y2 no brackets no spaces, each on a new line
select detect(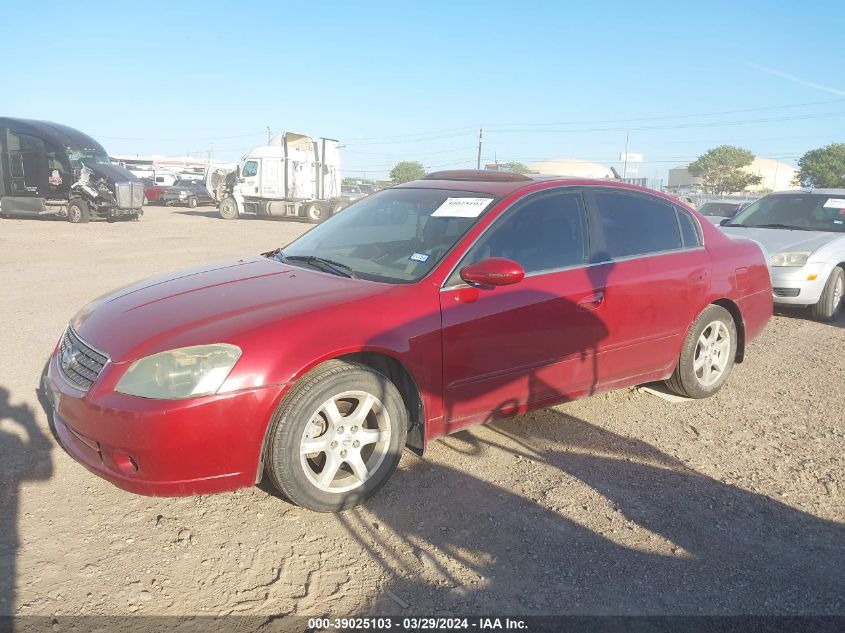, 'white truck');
205,131,345,223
